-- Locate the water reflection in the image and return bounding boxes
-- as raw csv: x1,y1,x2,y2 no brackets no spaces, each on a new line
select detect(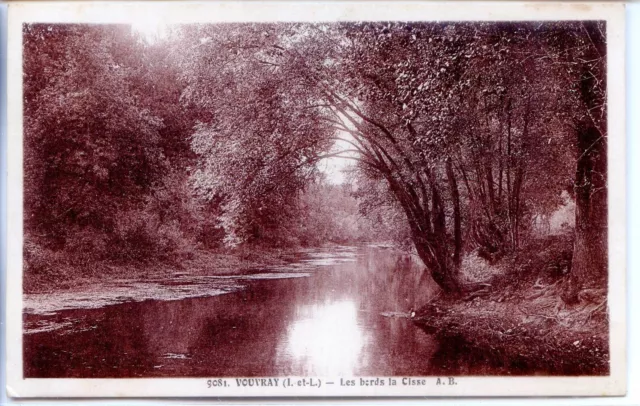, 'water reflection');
280,300,367,375
25,246,443,377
